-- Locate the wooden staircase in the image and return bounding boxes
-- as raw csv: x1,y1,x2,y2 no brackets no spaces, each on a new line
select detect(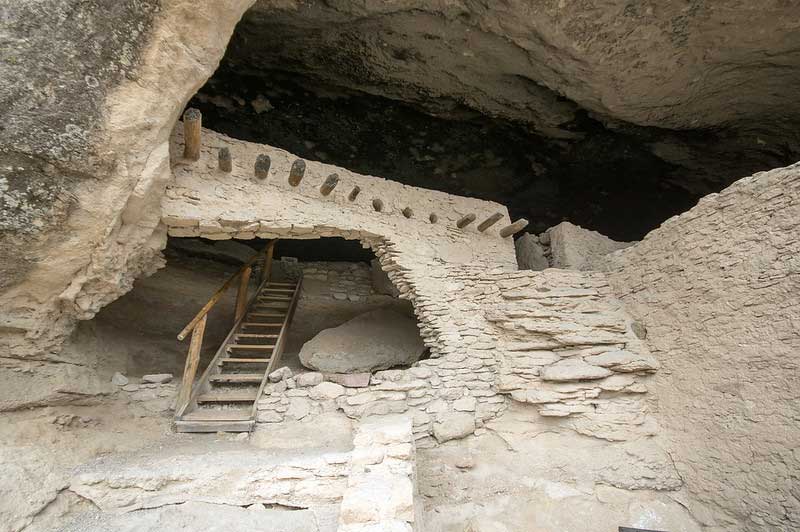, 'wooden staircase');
173,240,302,433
